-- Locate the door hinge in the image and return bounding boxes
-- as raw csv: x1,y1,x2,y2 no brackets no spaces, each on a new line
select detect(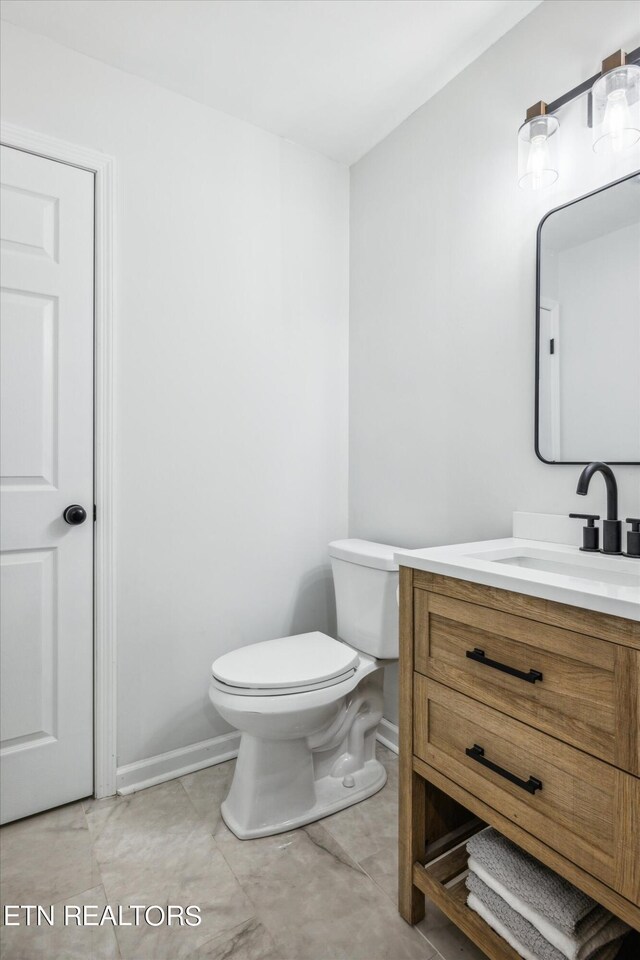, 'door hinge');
93,504,97,522
549,338,555,355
